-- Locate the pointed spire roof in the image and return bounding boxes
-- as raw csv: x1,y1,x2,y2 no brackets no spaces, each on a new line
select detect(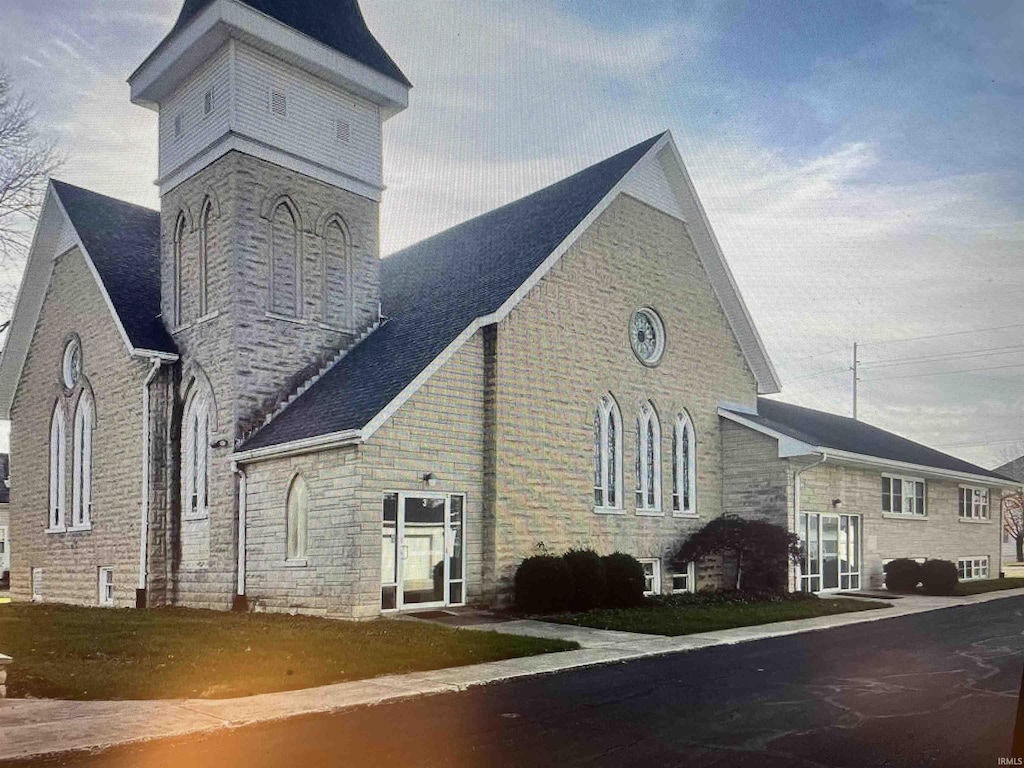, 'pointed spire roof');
170,0,410,86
